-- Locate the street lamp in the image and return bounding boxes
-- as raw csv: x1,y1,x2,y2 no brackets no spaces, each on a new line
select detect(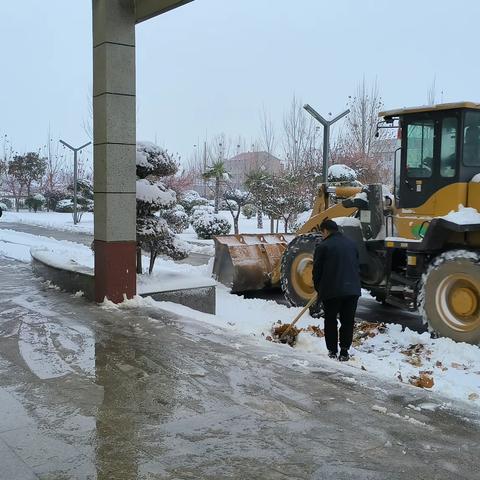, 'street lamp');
303,104,350,184
59,139,91,225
